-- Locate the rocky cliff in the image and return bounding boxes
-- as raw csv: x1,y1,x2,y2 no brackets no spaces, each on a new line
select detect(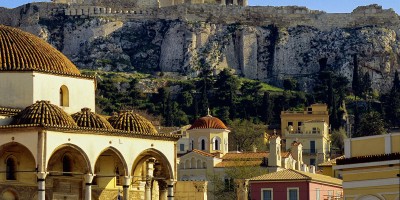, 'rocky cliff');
0,3,399,91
